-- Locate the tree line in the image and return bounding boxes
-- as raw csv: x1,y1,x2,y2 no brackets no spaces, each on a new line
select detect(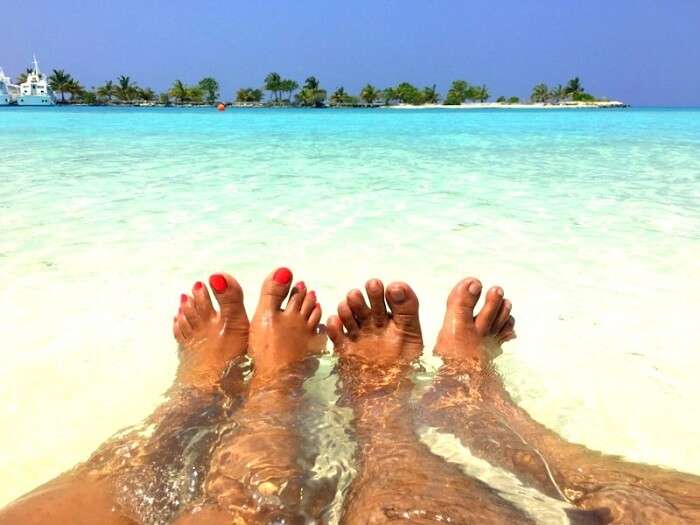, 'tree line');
26,68,598,106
